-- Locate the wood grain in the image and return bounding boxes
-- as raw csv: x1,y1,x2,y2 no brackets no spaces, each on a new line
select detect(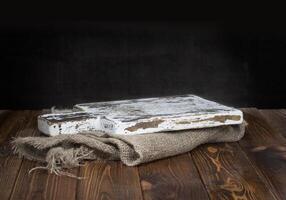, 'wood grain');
44,168,80,200
10,110,80,200
10,160,79,200
239,108,286,199
259,109,286,139
138,154,209,200
0,111,29,145
0,110,11,130
77,161,143,200
0,111,33,200
9,160,46,200
0,111,13,157
10,136,48,200
191,142,278,200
